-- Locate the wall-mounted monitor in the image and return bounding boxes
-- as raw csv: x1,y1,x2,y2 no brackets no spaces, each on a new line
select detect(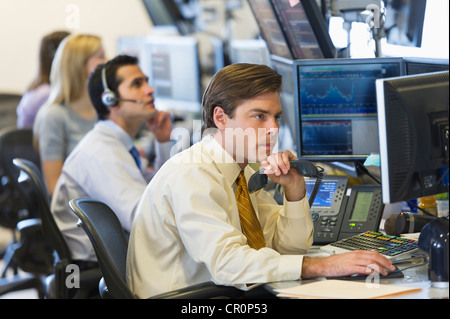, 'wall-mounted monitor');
270,0,336,59
247,0,293,59
141,0,196,35
248,0,336,59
